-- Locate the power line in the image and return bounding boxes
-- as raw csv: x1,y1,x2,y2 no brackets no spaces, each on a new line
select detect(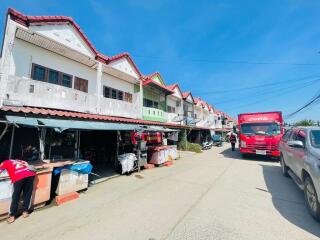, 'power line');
211,78,320,105
216,80,319,111
285,90,320,118
194,73,320,95
237,82,318,109
132,54,320,66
